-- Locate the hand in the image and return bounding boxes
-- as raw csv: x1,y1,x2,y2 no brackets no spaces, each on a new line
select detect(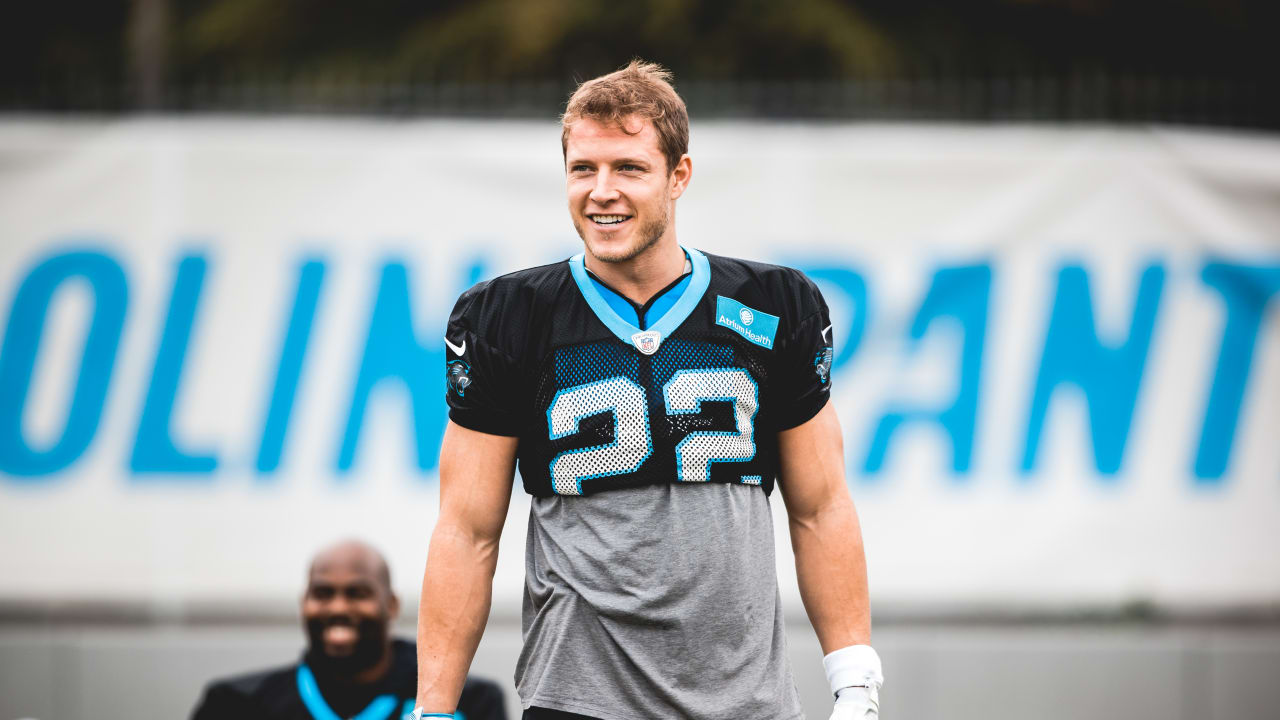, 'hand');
827,685,879,719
